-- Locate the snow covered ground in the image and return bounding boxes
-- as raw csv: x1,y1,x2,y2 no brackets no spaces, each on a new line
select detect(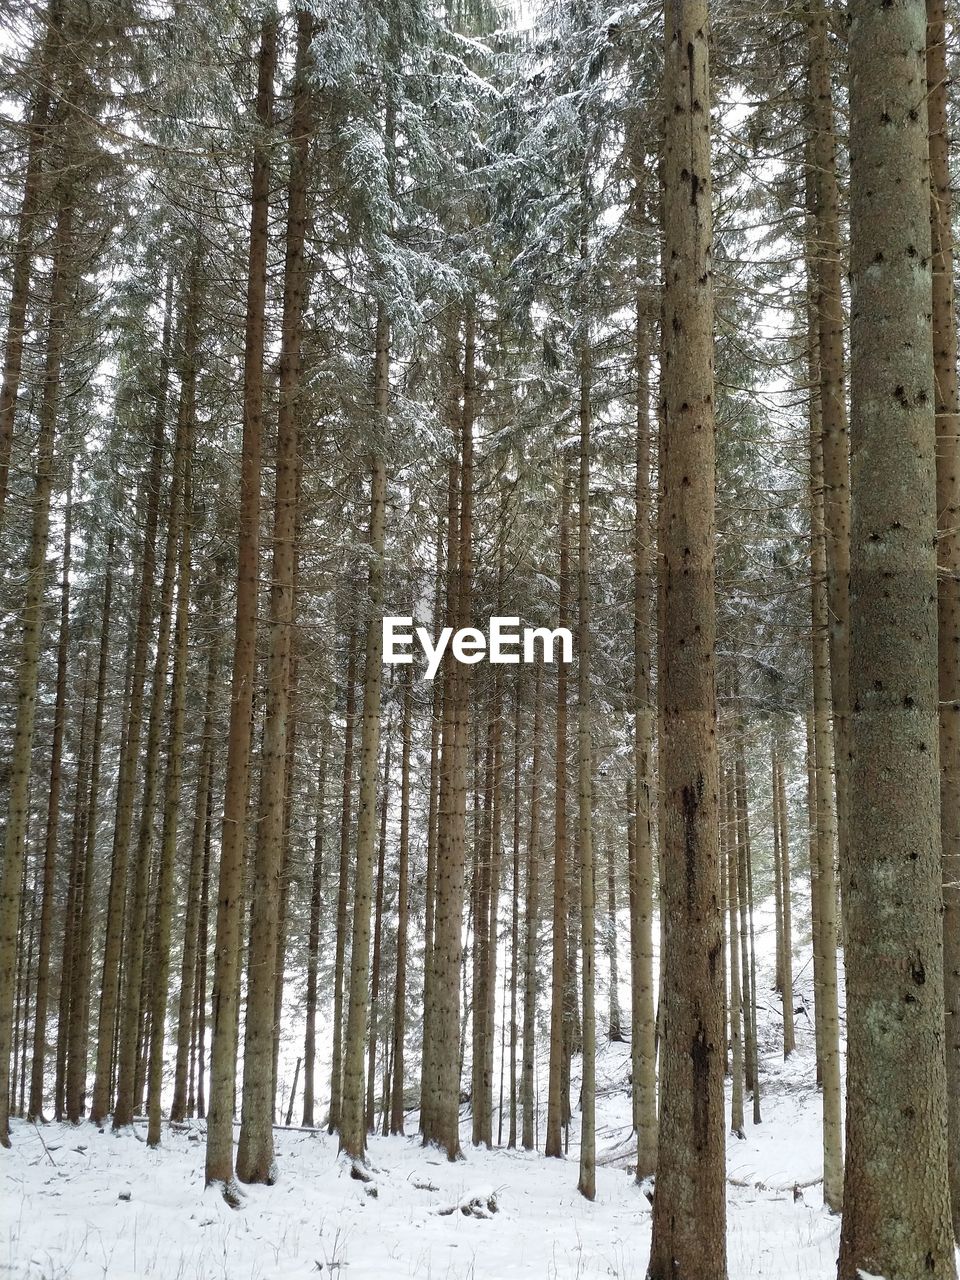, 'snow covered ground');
1,903,848,1279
